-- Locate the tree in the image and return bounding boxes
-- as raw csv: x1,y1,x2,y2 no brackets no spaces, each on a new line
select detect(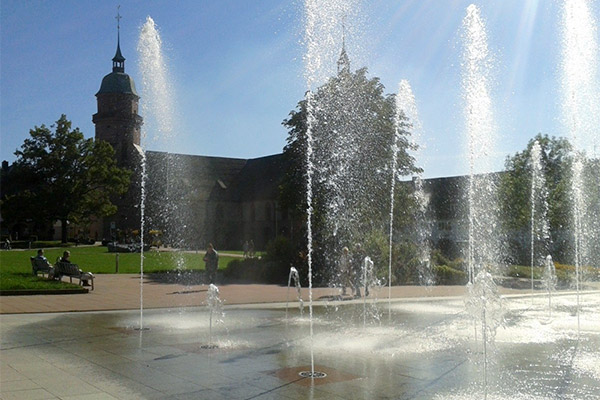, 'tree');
579,156,600,267
497,133,600,264
499,134,572,233
281,66,421,283
1,115,131,243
